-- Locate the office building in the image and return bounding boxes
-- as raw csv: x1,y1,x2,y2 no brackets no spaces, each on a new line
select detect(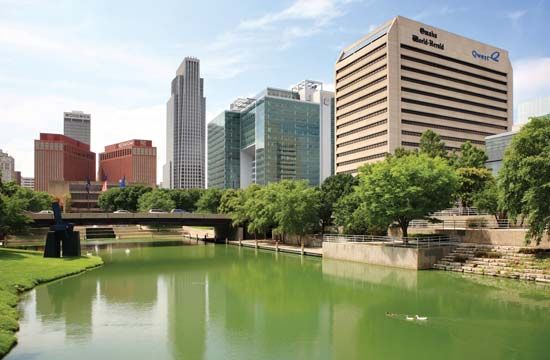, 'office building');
34,133,96,193
0,150,15,183
334,16,513,175
98,139,157,187
485,123,525,176
163,57,206,189
14,171,21,185
517,96,550,124
64,111,91,145
207,80,334,189
21,177,34,189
